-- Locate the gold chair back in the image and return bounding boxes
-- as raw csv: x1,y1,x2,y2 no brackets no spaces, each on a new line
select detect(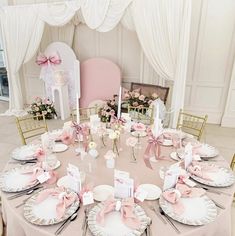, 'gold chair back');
71,106,99,122
230,154,235,171
15,114,48,145
176,109,208,141
128,105,154,125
